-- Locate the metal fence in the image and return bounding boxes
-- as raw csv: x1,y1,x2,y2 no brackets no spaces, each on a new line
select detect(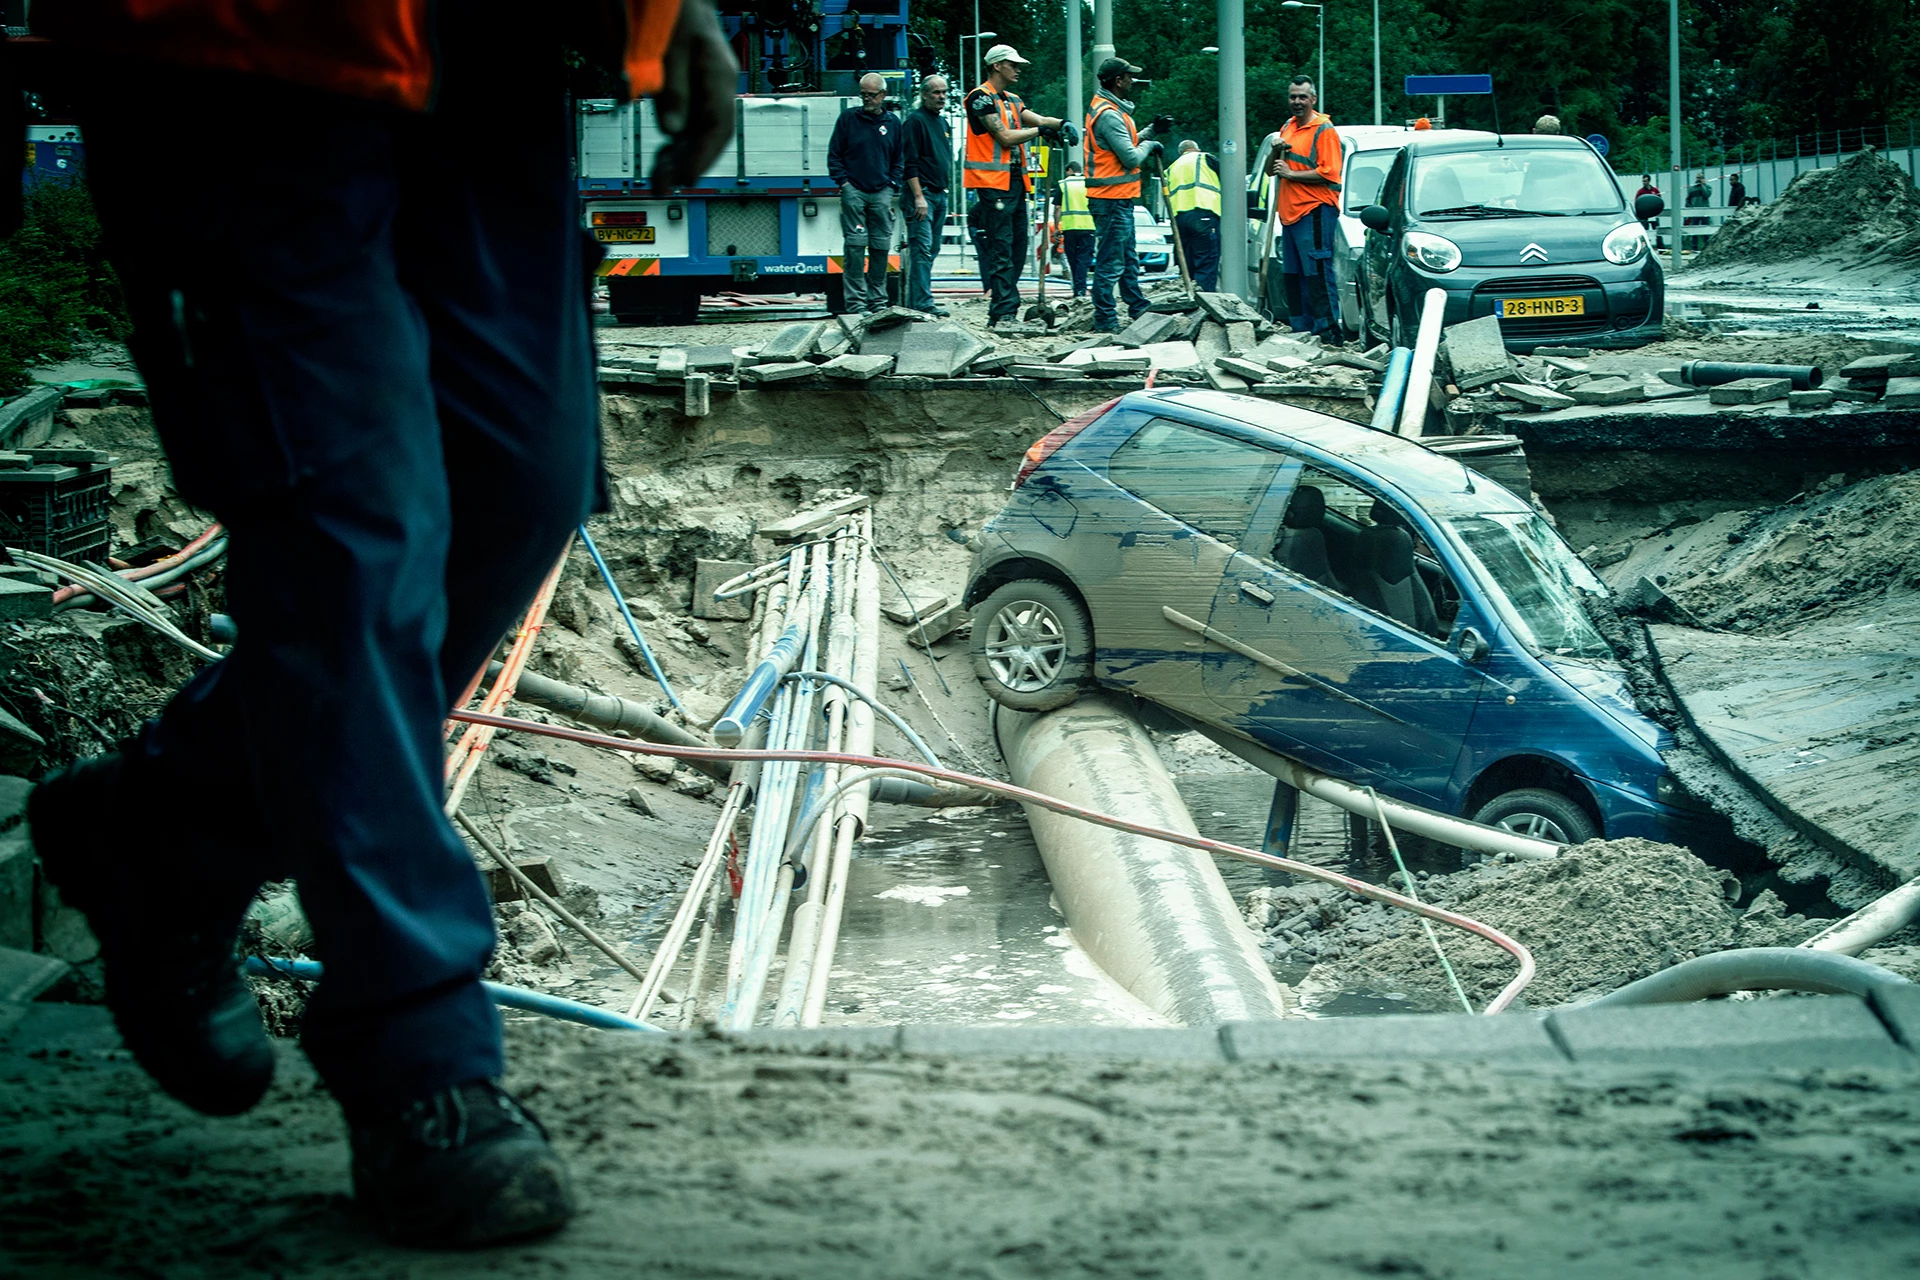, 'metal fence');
1613,121,1920,211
